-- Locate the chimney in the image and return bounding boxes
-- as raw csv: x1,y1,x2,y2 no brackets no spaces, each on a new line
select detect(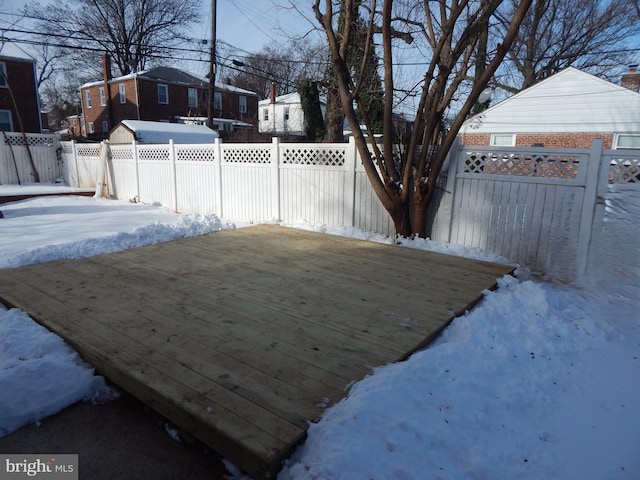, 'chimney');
269,82,276,104
102,53,112,82
102,53,114,132
621,65,640,92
